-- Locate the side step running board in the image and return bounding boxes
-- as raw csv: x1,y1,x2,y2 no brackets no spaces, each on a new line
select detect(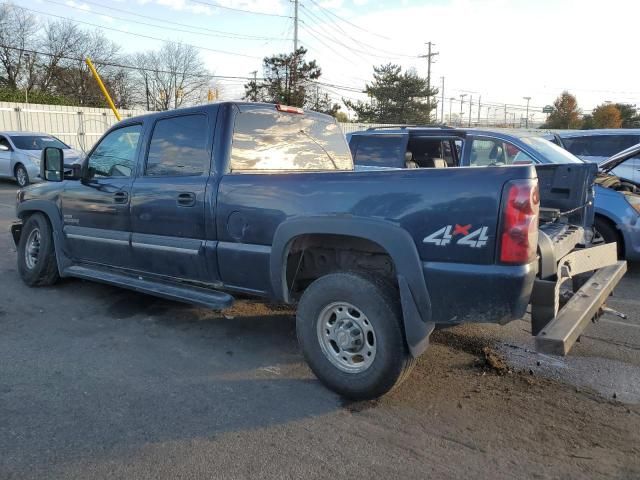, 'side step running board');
535,260,627,356
65,265,234,310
